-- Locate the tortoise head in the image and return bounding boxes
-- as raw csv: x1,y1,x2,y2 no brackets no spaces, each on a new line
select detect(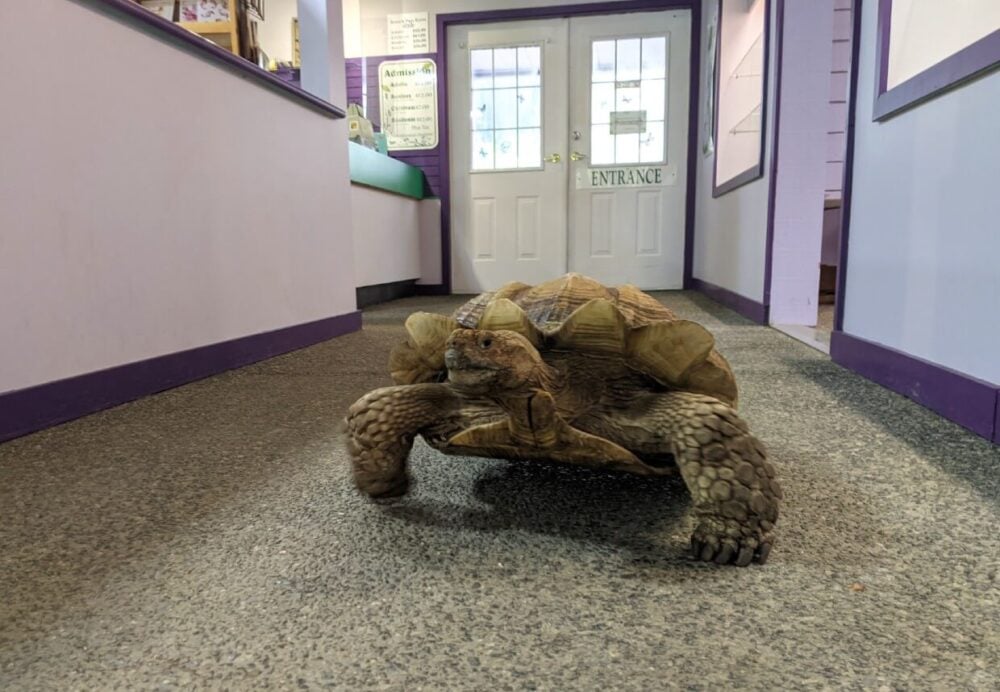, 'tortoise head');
444,329,552,396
